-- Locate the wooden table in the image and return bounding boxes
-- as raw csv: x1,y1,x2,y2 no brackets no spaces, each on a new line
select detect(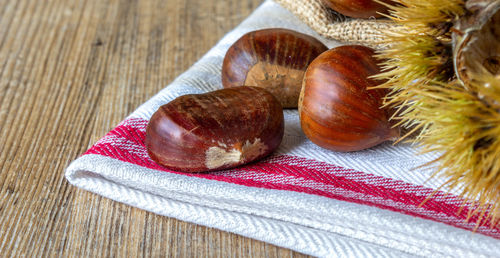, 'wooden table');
0,0,309,256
